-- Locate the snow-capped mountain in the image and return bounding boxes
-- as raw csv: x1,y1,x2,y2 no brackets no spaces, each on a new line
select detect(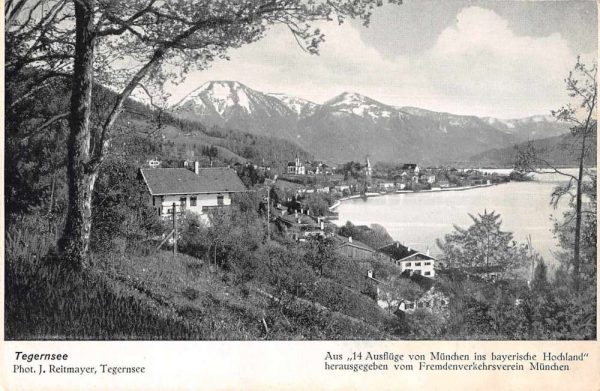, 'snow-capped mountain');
324,92,401,120
172,81,298,139
266,93,319,117
481,114,564,139
171,81,570,163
